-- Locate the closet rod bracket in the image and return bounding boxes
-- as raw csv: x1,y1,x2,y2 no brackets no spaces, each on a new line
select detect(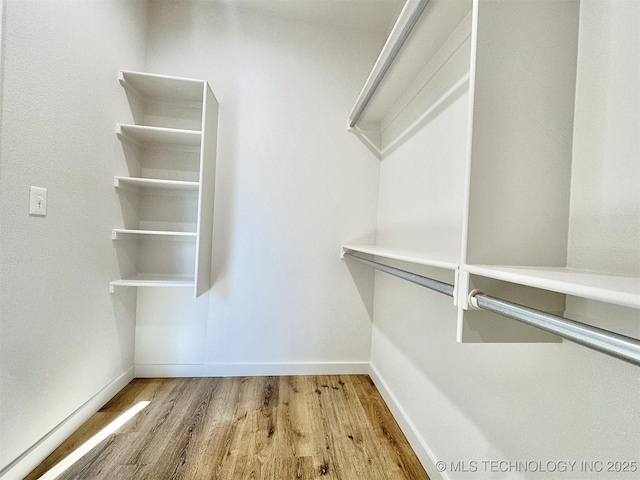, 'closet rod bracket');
467,289,486,310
